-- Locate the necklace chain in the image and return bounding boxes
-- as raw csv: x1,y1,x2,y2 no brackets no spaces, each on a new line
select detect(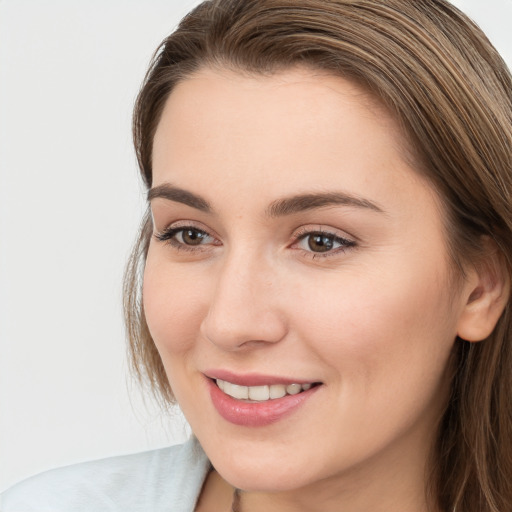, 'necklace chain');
231,488,241,512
